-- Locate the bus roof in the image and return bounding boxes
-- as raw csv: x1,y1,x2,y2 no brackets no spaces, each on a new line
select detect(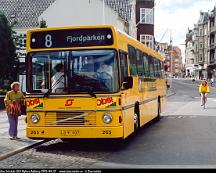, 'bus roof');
116,28,164,61
27,25,116,32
